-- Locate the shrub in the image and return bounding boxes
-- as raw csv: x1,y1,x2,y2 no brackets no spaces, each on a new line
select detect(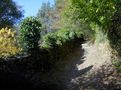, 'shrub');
0,28,21,58
20,17,42,53
41,29,83,49
41,33,57,48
